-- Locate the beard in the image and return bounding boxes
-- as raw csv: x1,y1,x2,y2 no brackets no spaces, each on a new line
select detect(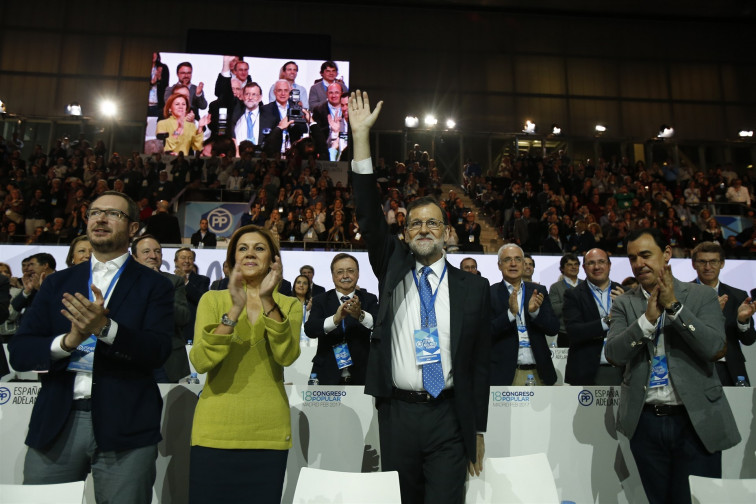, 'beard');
408,233,444,263
87,226,129,255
